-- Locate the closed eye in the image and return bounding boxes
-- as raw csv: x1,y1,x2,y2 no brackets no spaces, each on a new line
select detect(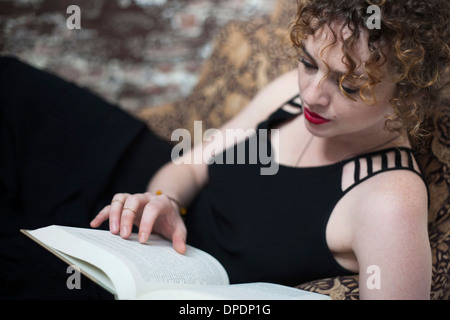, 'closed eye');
339,83,359,95
300,54,360,97
299,57,317,70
